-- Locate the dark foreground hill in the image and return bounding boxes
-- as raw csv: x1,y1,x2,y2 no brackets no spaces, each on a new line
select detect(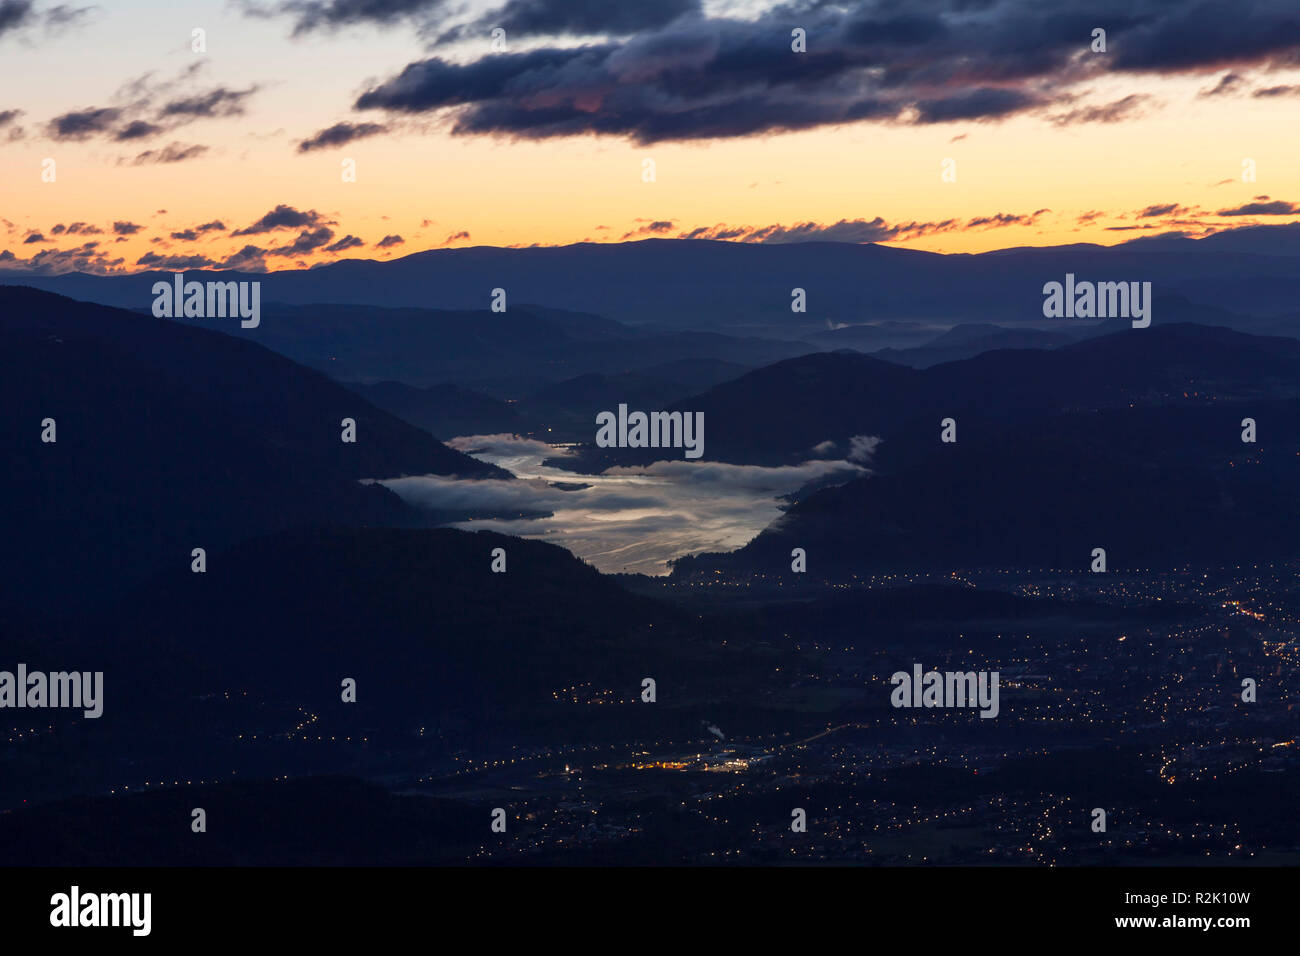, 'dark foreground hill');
0,776,490,865
91,526,719,719
3,525,789,808
0,286,506,610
